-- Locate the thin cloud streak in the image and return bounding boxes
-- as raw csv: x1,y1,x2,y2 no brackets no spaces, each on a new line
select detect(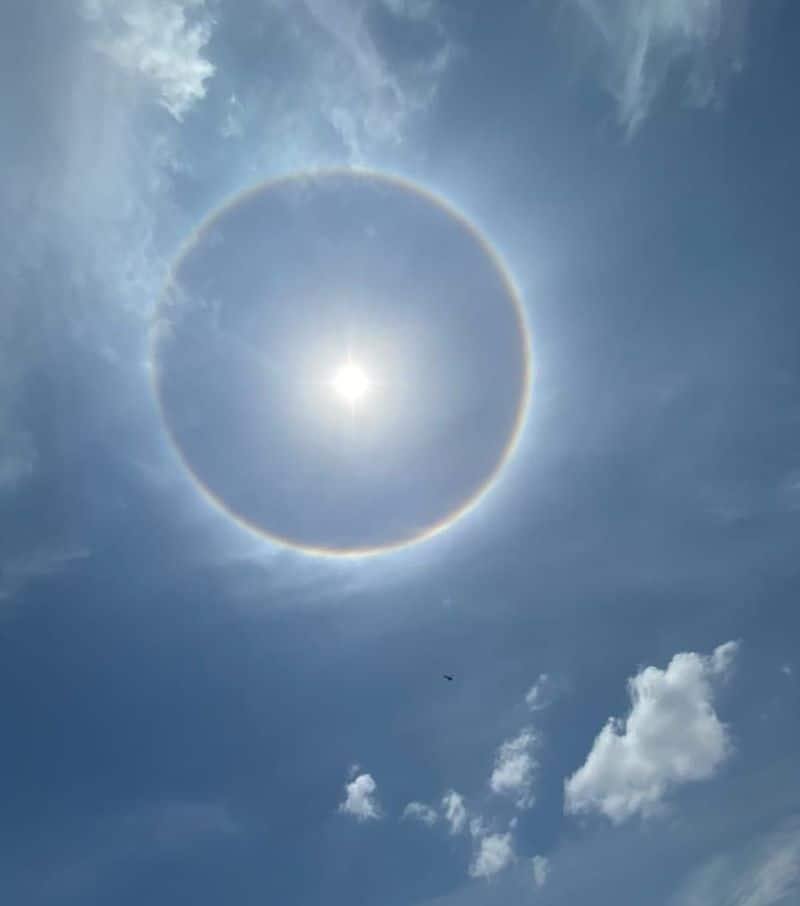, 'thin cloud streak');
571,0,752,133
